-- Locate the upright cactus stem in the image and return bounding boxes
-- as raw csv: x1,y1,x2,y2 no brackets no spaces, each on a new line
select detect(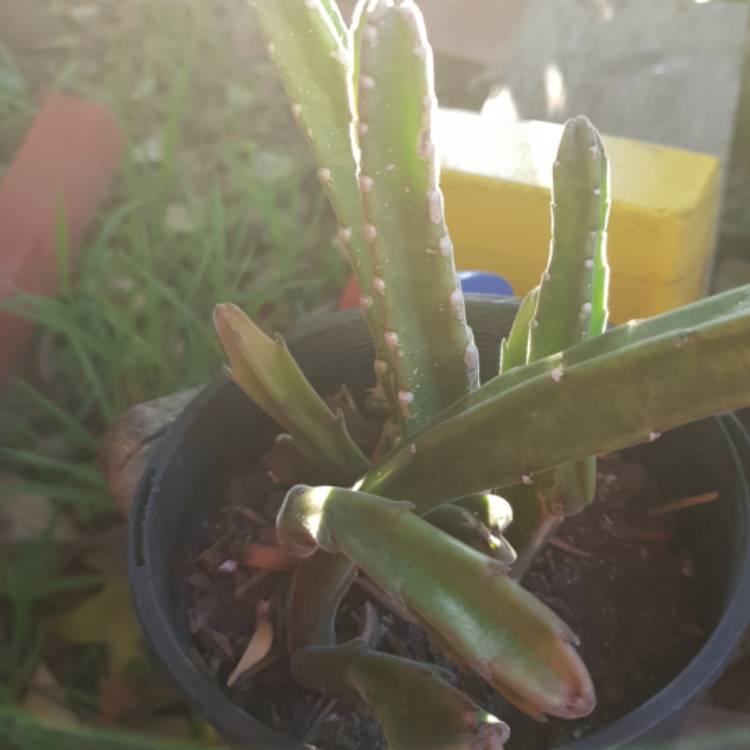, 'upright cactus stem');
521,116,612,522
530,115,611,358
249,0,401,423
353,0,478,433
248,0,358,272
